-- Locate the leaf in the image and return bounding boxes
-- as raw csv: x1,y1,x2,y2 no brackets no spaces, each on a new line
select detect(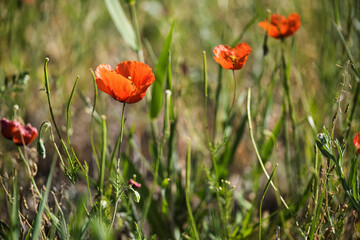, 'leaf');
0,220,10,239
349,156,359,201
150,23,174,119
31,159,56,240
104,0,138,51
